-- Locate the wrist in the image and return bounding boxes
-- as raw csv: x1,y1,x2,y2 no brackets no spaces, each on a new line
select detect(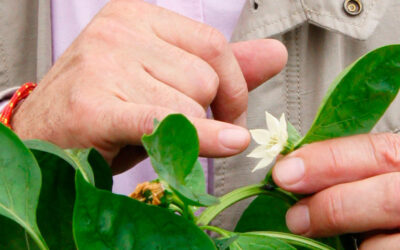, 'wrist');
0,83,37,129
